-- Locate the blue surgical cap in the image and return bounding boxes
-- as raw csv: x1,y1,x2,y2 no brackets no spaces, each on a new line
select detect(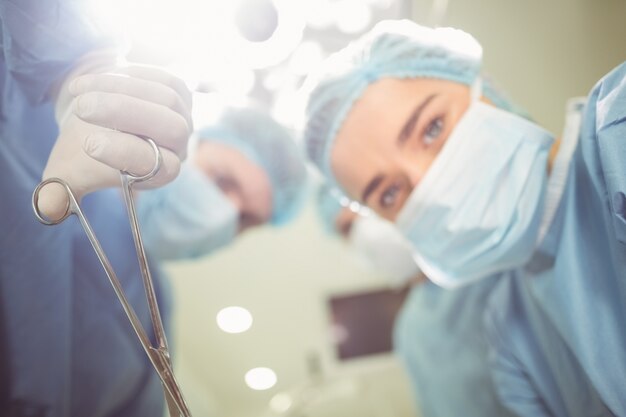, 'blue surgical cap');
303,19,525,184
316,183,347,234
196,107,309,225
